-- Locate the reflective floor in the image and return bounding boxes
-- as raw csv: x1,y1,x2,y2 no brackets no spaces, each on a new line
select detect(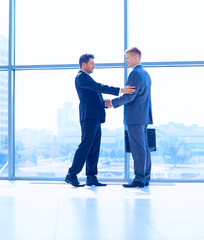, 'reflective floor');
0,180,204,240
